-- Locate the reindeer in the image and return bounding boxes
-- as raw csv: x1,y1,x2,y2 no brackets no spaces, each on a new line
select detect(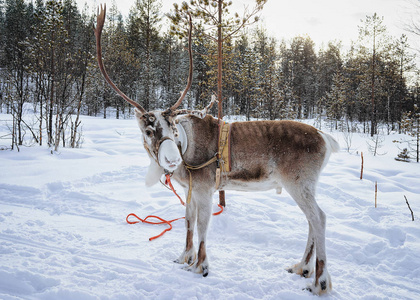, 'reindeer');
94,5,339,295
